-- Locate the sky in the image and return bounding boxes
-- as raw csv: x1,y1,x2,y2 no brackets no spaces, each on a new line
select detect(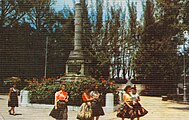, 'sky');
54,0,143,19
